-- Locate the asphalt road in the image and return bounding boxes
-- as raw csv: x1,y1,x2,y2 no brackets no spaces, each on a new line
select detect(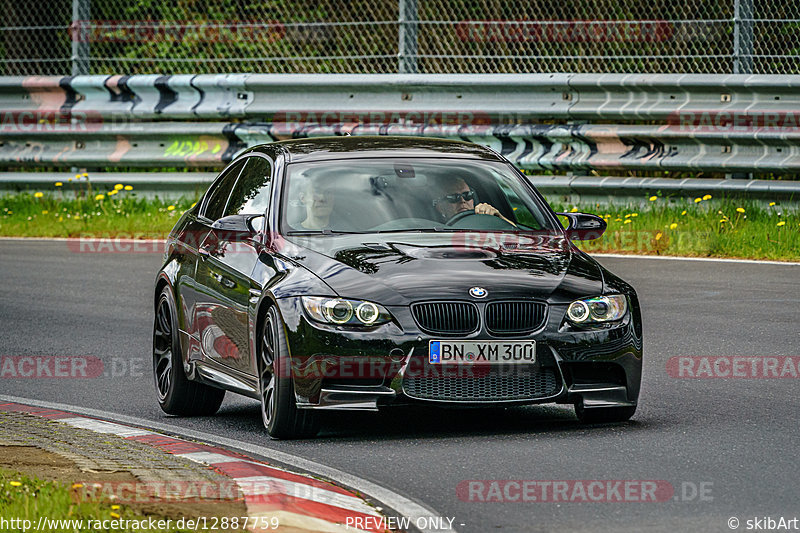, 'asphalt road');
2,239,799,533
